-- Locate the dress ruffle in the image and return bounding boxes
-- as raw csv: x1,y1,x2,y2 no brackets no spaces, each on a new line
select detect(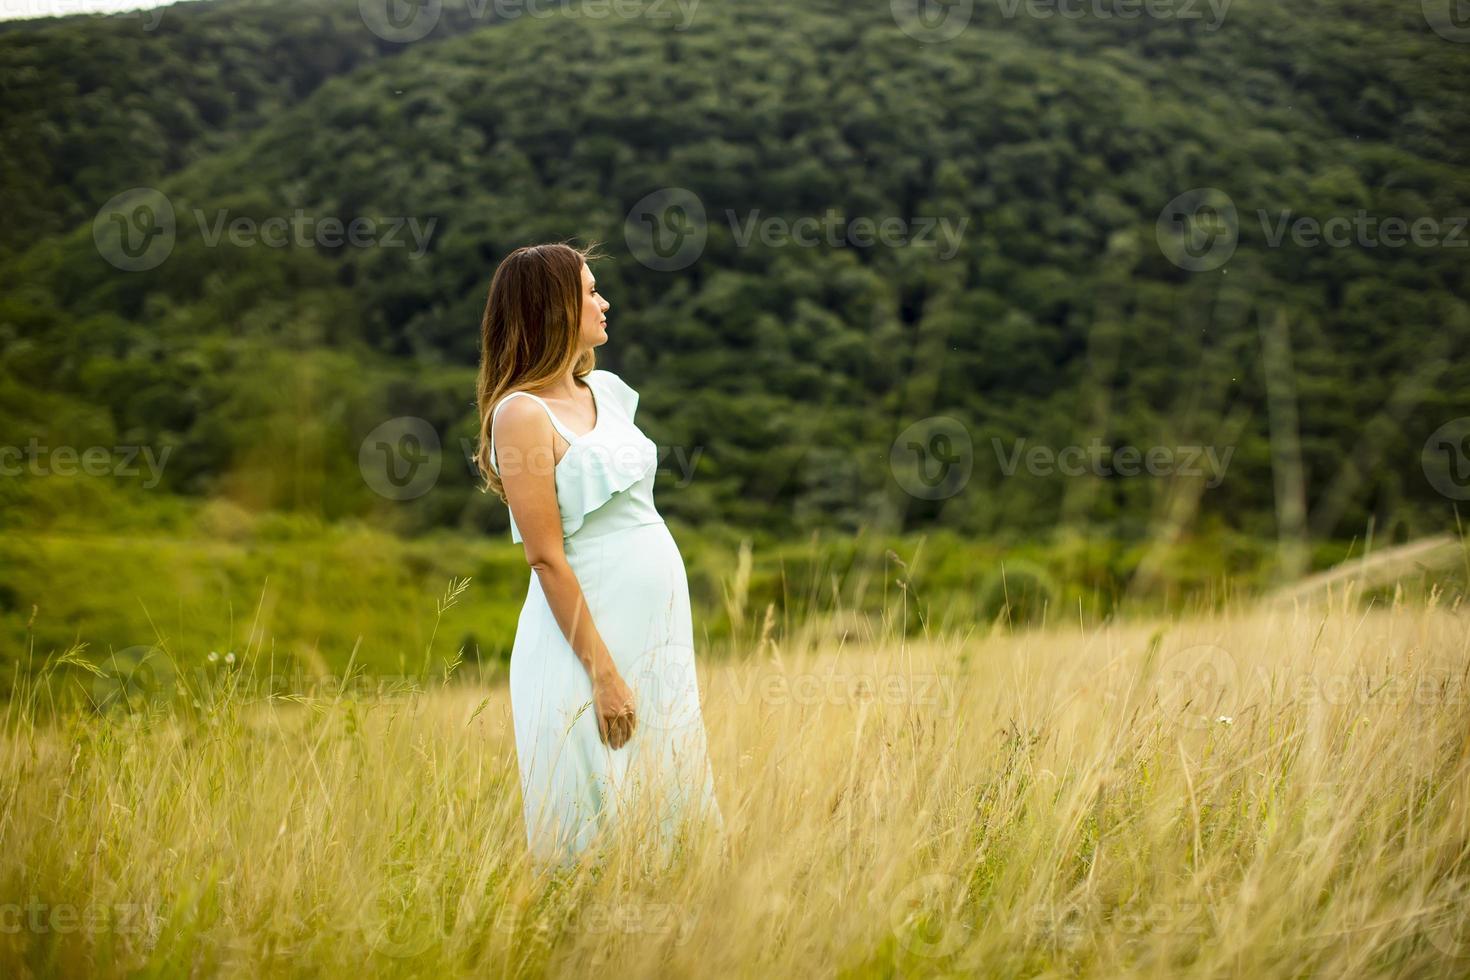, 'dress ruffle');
588,369,639,419
502,369,657,543
554,435,657,538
